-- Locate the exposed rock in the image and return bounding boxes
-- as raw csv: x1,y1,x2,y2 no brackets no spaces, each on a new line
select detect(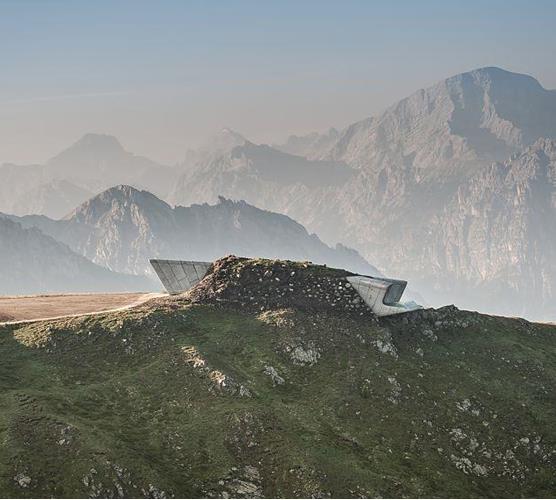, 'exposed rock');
187,255,376,319
14,473,31,488
290,345,320,366
263,365,285,386
12,186,378,279
168,67,556,321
